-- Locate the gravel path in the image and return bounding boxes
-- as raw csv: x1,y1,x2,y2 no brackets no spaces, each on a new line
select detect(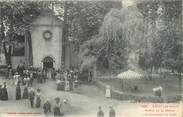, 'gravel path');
0,78,136,117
